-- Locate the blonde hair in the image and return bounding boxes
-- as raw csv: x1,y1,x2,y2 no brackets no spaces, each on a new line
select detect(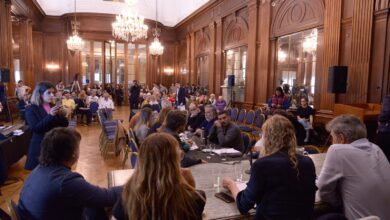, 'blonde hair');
261,115,299,174
122,133,203,219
